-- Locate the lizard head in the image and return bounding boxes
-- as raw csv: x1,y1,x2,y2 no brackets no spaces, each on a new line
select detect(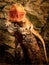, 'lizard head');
8,4,26,22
